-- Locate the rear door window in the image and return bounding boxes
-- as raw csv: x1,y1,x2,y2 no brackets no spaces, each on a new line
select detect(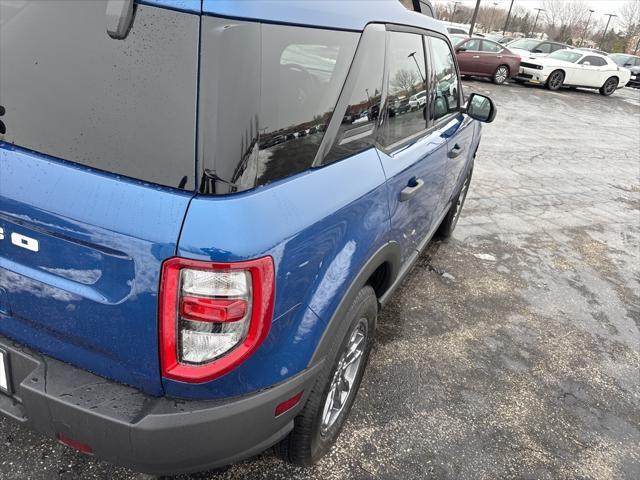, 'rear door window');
481,40,502,52
381,32,428,150
322,26,386,165
462,38,482,51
